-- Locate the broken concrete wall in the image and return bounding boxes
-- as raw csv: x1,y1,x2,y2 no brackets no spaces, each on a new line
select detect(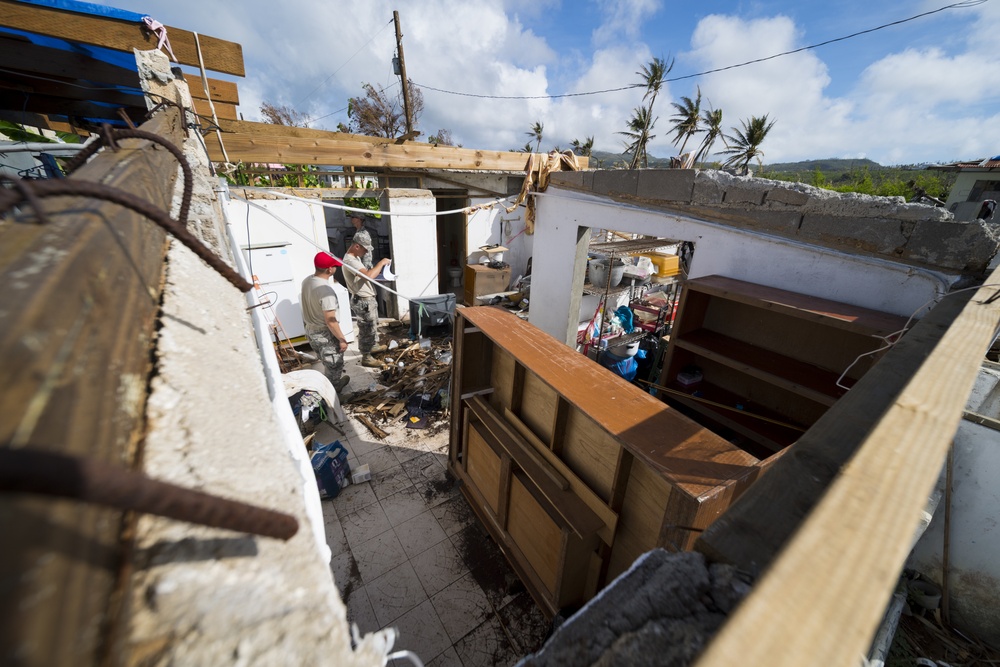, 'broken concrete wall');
550,169,1000,275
